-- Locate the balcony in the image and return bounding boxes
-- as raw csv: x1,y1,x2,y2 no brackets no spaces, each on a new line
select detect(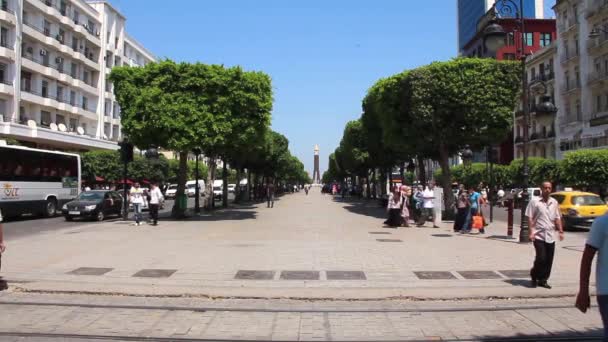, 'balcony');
0,1,15,25
591,114,608,127
587,0,608,19
530,73,554,83
587,36,608,54
560,83,580,95
558,20,578,35
20,85,97,121
588,71,608,86
560,51,579,64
